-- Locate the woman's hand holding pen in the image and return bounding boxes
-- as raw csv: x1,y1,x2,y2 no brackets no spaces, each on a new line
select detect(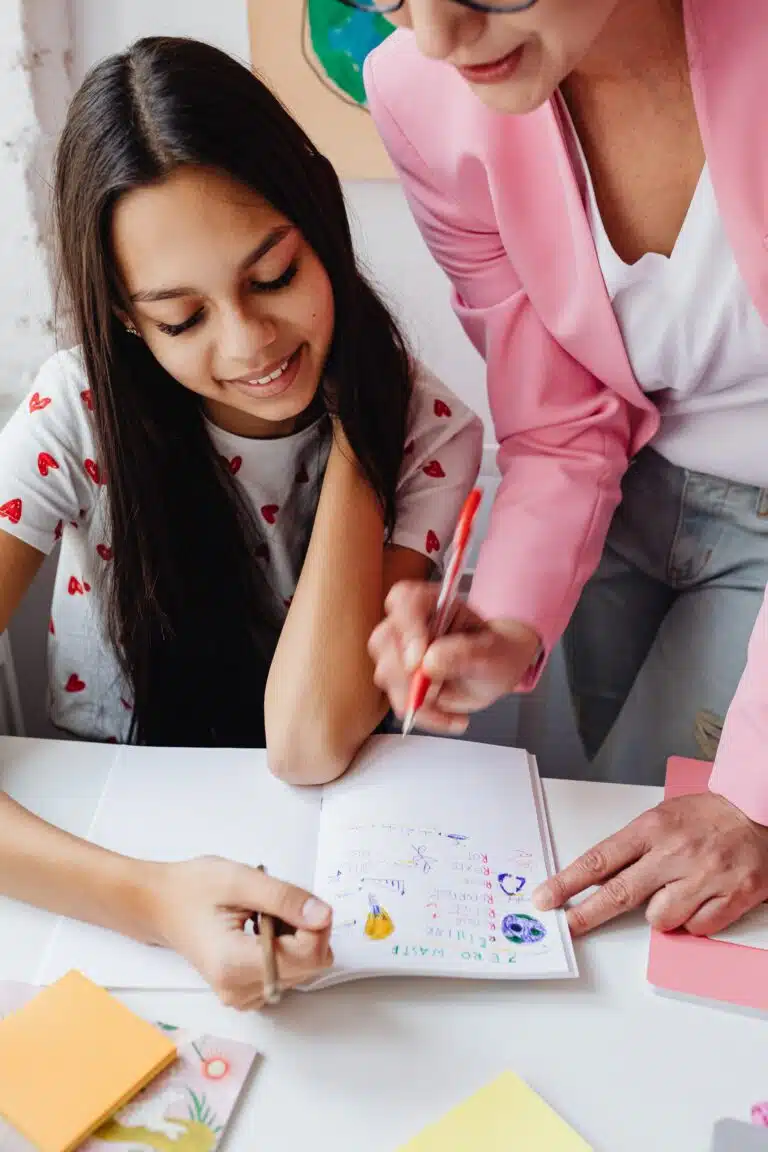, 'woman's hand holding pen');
368,581,541,733
146,857,333,1009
